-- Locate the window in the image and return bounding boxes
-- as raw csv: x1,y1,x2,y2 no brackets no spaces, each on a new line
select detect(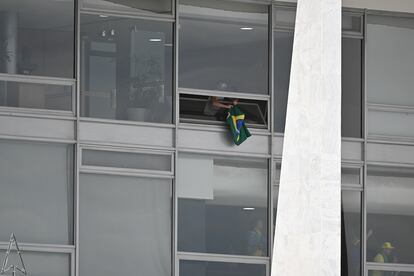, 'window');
178,154,268,256
0,79,73,111
367,15,414,139
0,251,70,276
82,0,172,15
79,174,172,276
80,14,173,123
367,166,414,265
179,93,268,128
179,0,269,95
0,0,74,78
179,260,266,276
0,140,73,245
